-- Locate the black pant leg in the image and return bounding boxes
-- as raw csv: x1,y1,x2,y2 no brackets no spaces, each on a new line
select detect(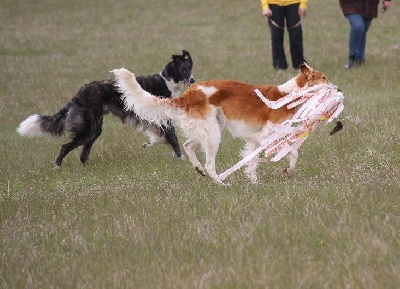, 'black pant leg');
269,5,287,69
285,3,306,68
